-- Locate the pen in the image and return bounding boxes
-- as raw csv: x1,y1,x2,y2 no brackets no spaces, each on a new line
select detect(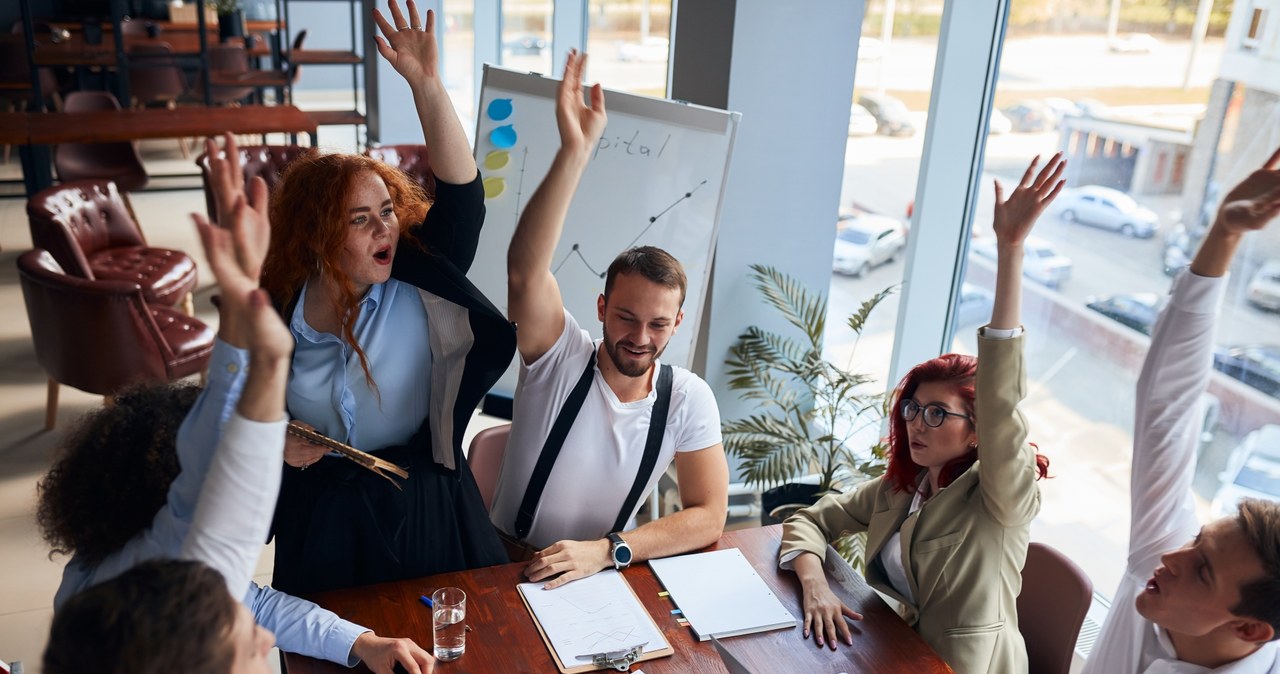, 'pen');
419,595,433,609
